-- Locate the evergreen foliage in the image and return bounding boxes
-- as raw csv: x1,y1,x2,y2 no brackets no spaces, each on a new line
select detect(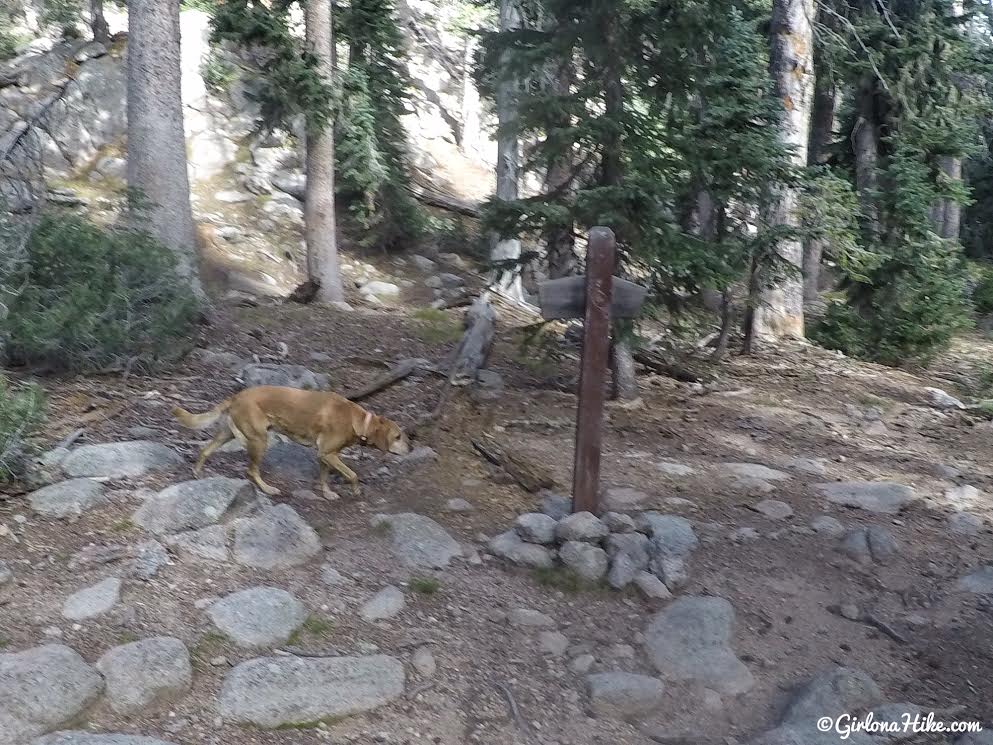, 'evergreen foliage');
3,212,198,372
0,375,45,482
809,0,988,363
